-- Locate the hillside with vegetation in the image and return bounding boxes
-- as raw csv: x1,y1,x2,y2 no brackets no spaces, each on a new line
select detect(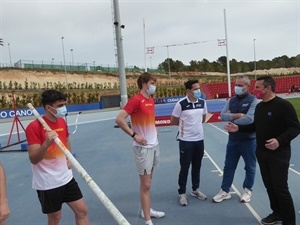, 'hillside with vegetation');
0,67,299,109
